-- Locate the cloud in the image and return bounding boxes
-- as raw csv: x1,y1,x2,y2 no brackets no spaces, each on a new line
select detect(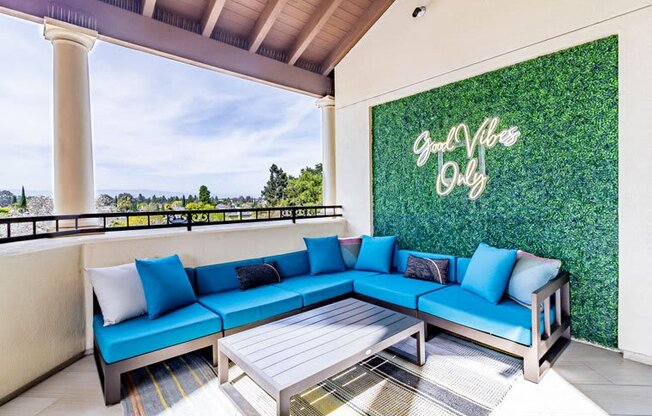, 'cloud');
0,15,53,193
0,14,322,197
